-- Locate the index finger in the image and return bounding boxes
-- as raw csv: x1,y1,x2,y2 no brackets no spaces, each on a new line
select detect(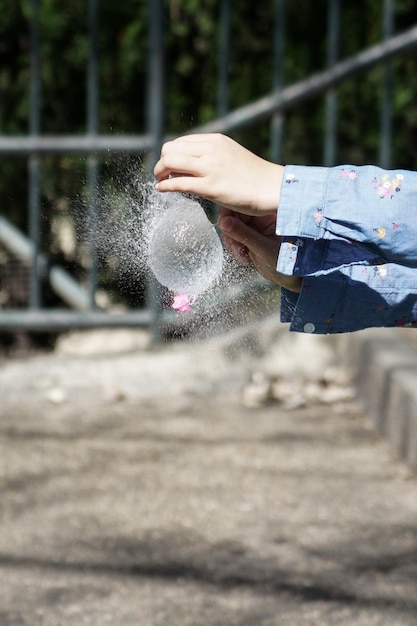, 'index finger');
153,152,201,181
